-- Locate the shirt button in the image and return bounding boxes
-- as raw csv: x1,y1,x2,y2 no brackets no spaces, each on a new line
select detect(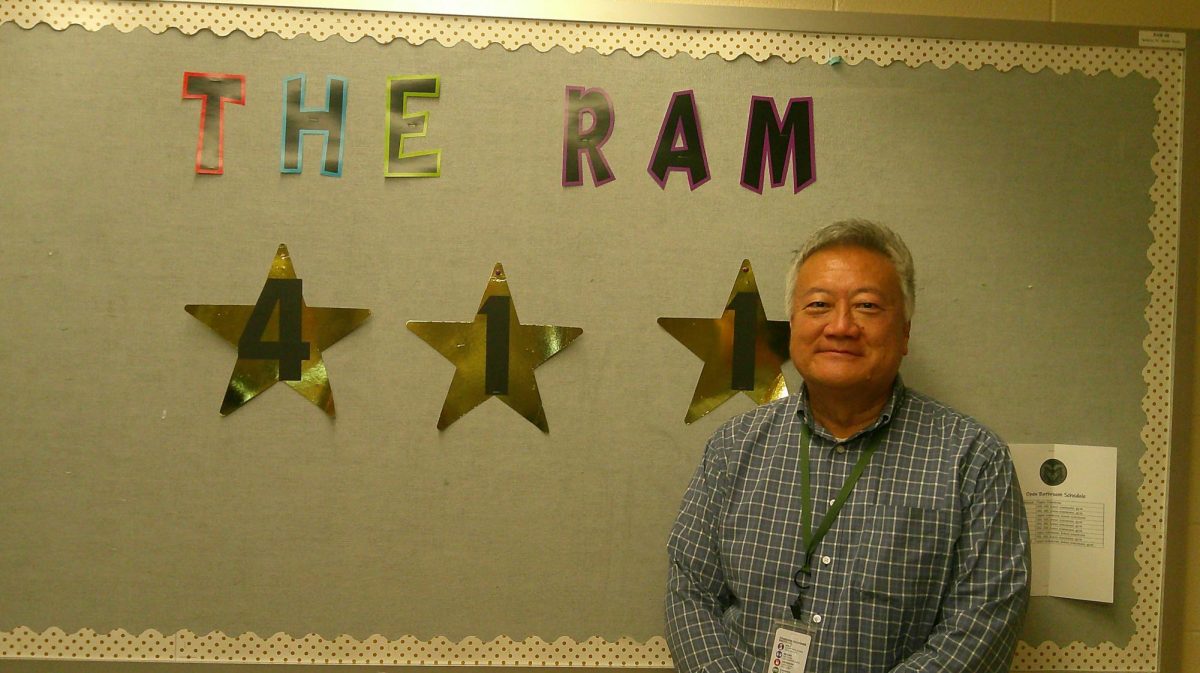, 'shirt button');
821,555,832,565
812,614,823,624
828,499,836,506
835,445,846,454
